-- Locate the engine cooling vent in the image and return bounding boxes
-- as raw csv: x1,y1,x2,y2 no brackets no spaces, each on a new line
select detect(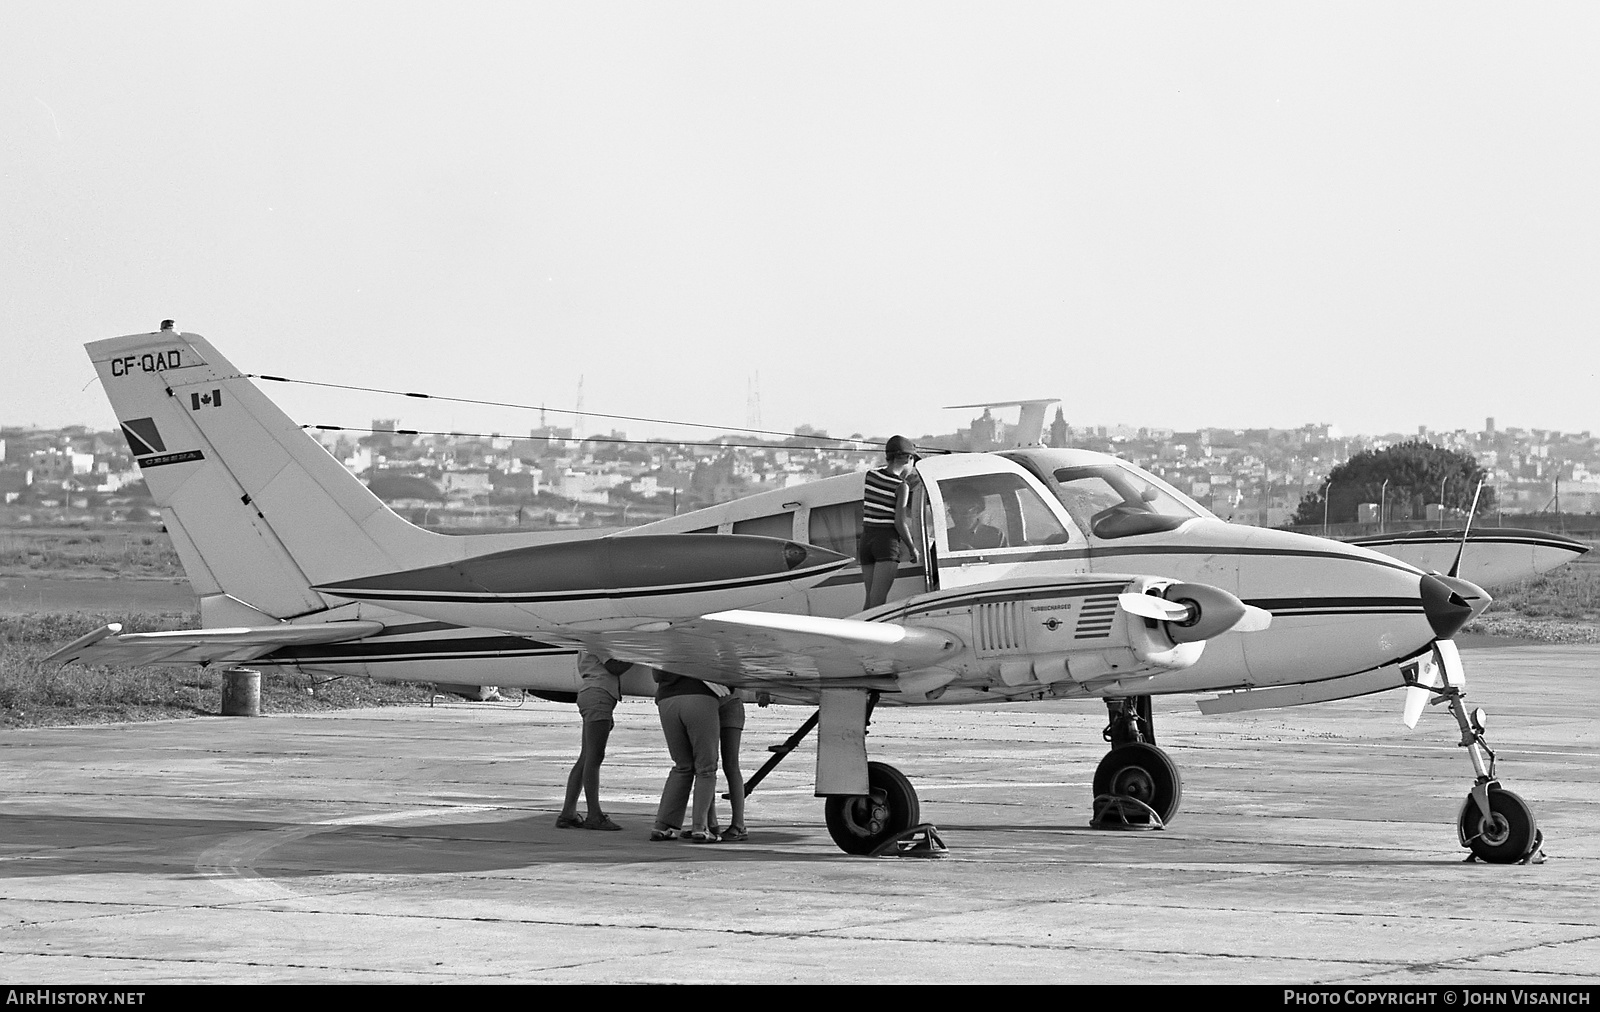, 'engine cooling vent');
974,599,1025,656
1075,595,1119,639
